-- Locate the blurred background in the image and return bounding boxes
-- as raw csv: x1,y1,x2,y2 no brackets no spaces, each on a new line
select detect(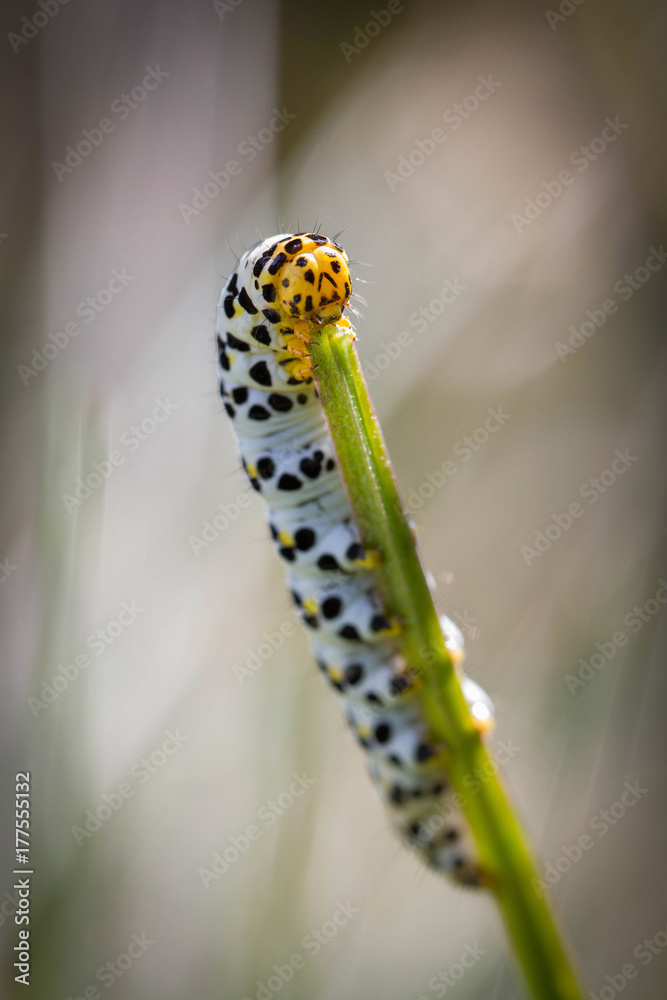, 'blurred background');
2,1,667,997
